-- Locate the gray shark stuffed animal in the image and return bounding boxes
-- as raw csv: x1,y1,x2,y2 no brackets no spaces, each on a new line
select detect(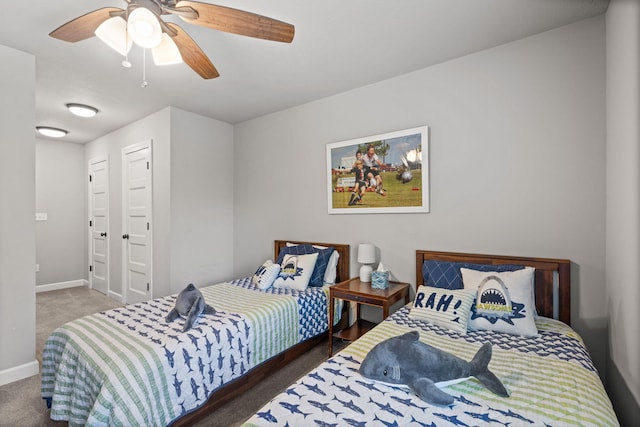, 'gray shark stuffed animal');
166,283,216,332
359,331,508,406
